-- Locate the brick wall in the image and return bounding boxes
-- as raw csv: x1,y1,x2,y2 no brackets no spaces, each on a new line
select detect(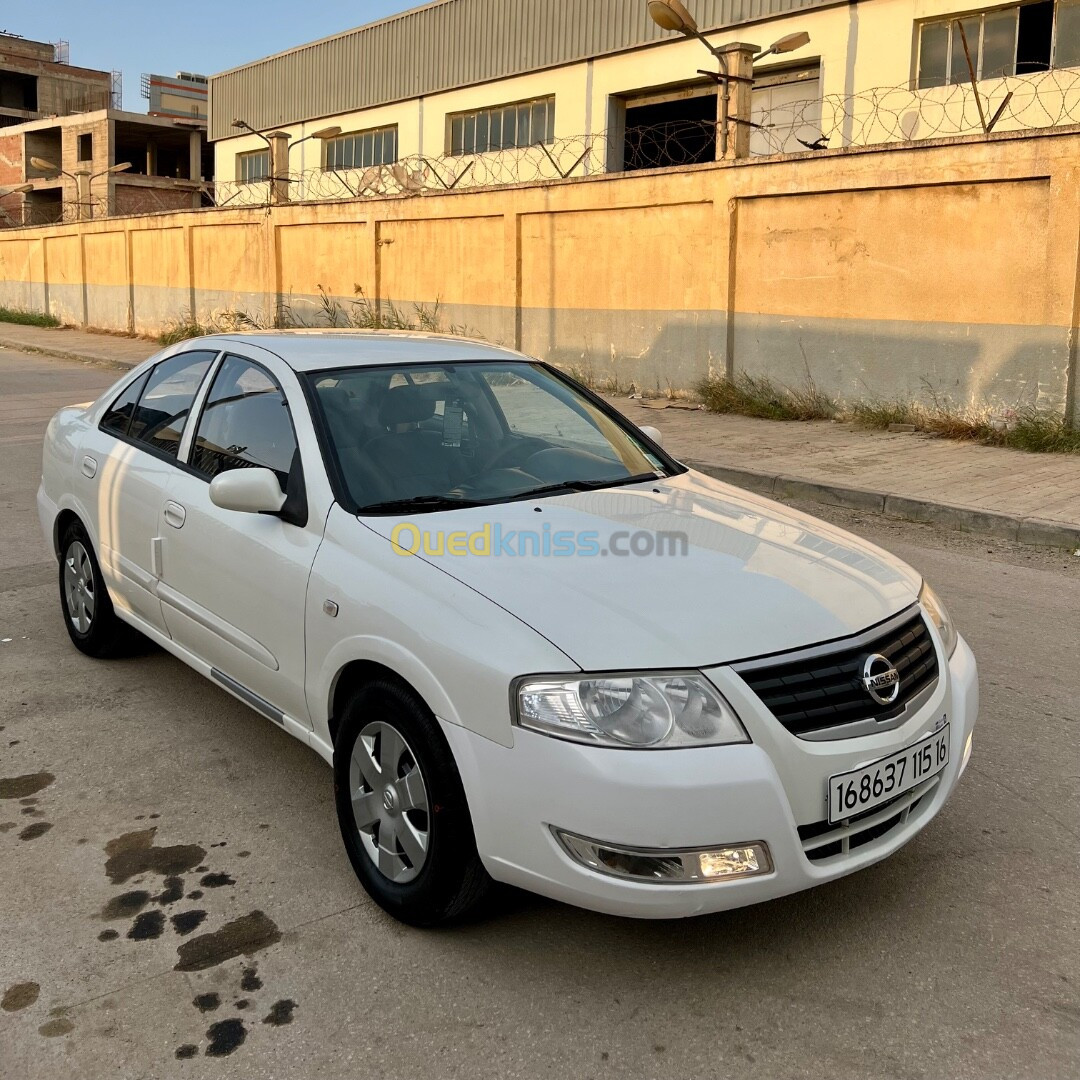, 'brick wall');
112,184,195,216
0,132,21,185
